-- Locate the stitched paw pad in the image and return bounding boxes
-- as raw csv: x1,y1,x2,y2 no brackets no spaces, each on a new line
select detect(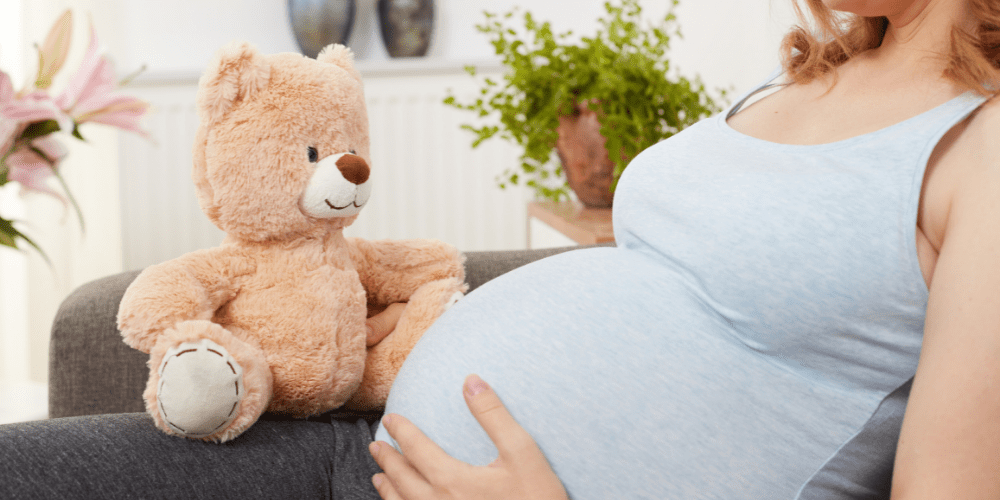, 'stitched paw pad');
156,339,243,438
